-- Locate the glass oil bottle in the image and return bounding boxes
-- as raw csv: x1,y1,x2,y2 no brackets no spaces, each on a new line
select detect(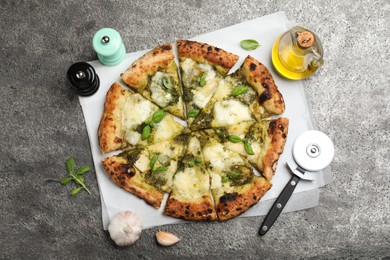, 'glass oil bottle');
272,26,324,80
